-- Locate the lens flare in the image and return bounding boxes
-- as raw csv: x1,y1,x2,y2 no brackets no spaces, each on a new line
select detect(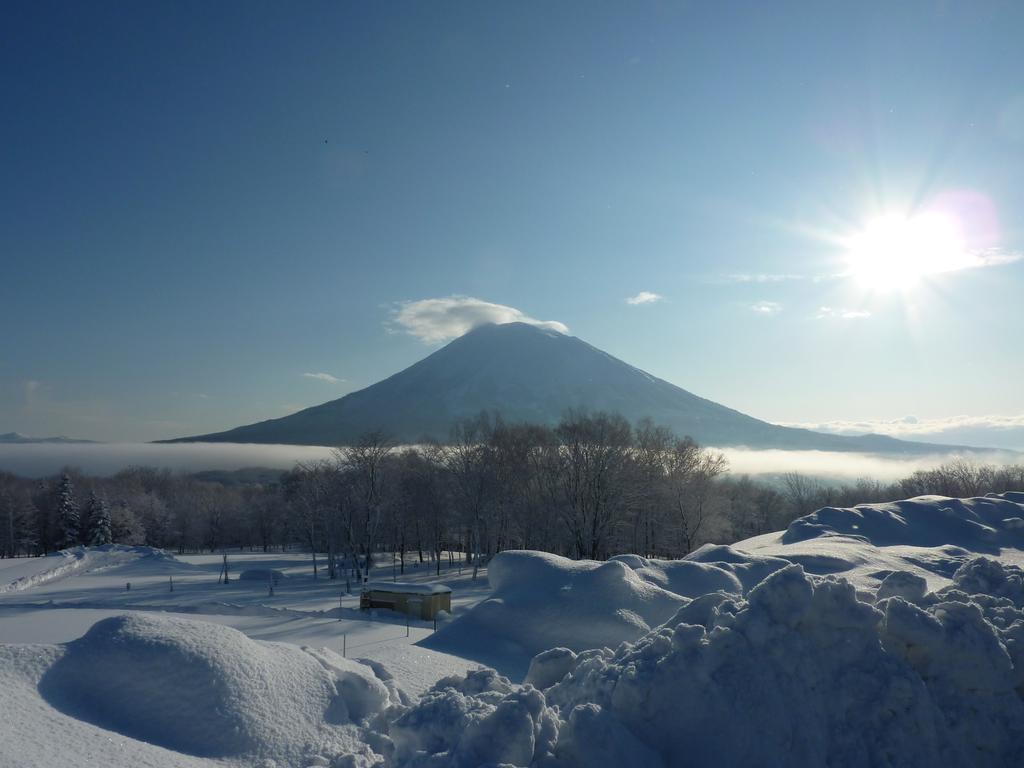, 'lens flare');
844,211,971,291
